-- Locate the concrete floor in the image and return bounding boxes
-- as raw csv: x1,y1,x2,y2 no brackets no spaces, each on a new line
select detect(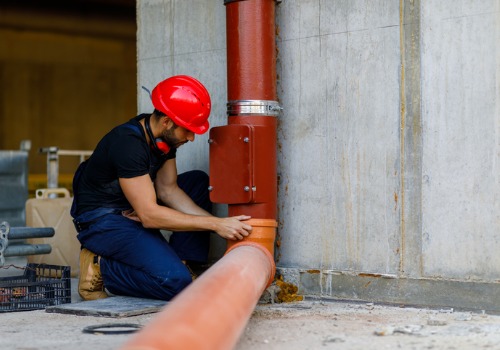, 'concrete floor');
238,300,500,350
1,282,500,350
